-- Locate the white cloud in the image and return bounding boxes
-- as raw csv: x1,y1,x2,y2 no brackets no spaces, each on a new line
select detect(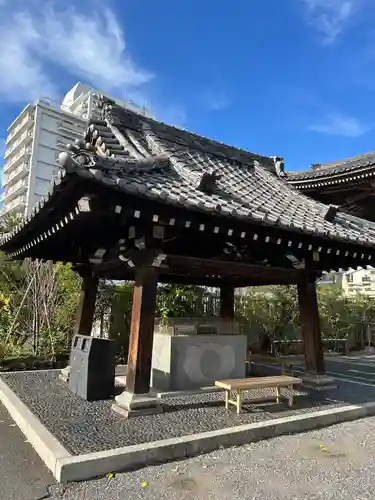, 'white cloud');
309,114,371,136
203,89,230,111
0,2,154,104
150,104,187,128
302,0,355,44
